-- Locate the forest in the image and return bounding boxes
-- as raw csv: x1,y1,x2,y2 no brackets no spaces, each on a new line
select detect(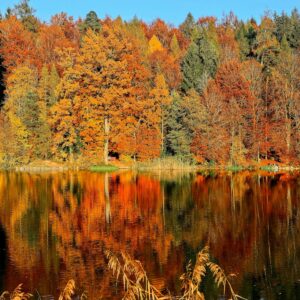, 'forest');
0,0,299,168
